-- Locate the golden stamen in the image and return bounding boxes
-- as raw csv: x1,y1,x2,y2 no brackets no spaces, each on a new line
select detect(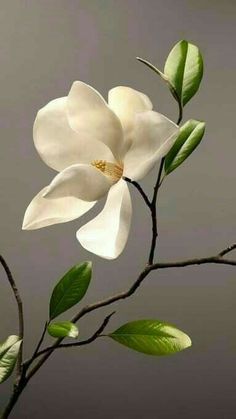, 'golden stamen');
91,160,123,182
